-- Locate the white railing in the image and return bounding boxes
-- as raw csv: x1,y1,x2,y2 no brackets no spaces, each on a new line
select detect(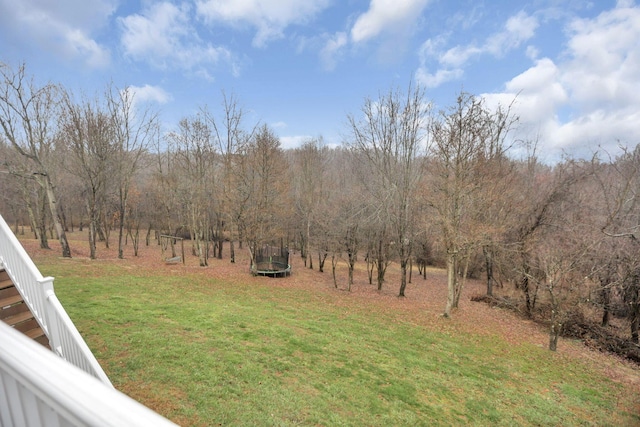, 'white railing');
0,214,112,386
0,320,177,427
